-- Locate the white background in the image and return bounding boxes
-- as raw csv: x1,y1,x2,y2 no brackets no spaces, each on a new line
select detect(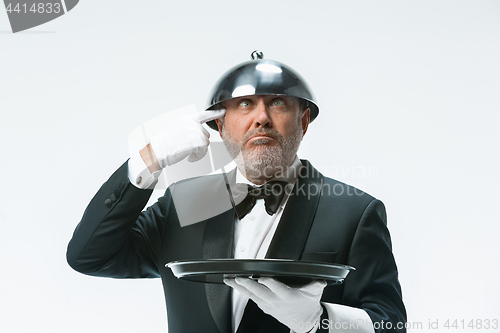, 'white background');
1,1,499,332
